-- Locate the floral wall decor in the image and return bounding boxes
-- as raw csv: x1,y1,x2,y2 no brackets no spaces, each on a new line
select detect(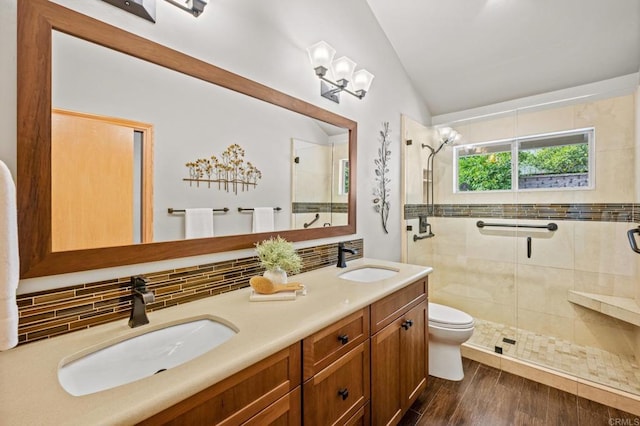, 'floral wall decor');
373,122,391,233
185,144,262,195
